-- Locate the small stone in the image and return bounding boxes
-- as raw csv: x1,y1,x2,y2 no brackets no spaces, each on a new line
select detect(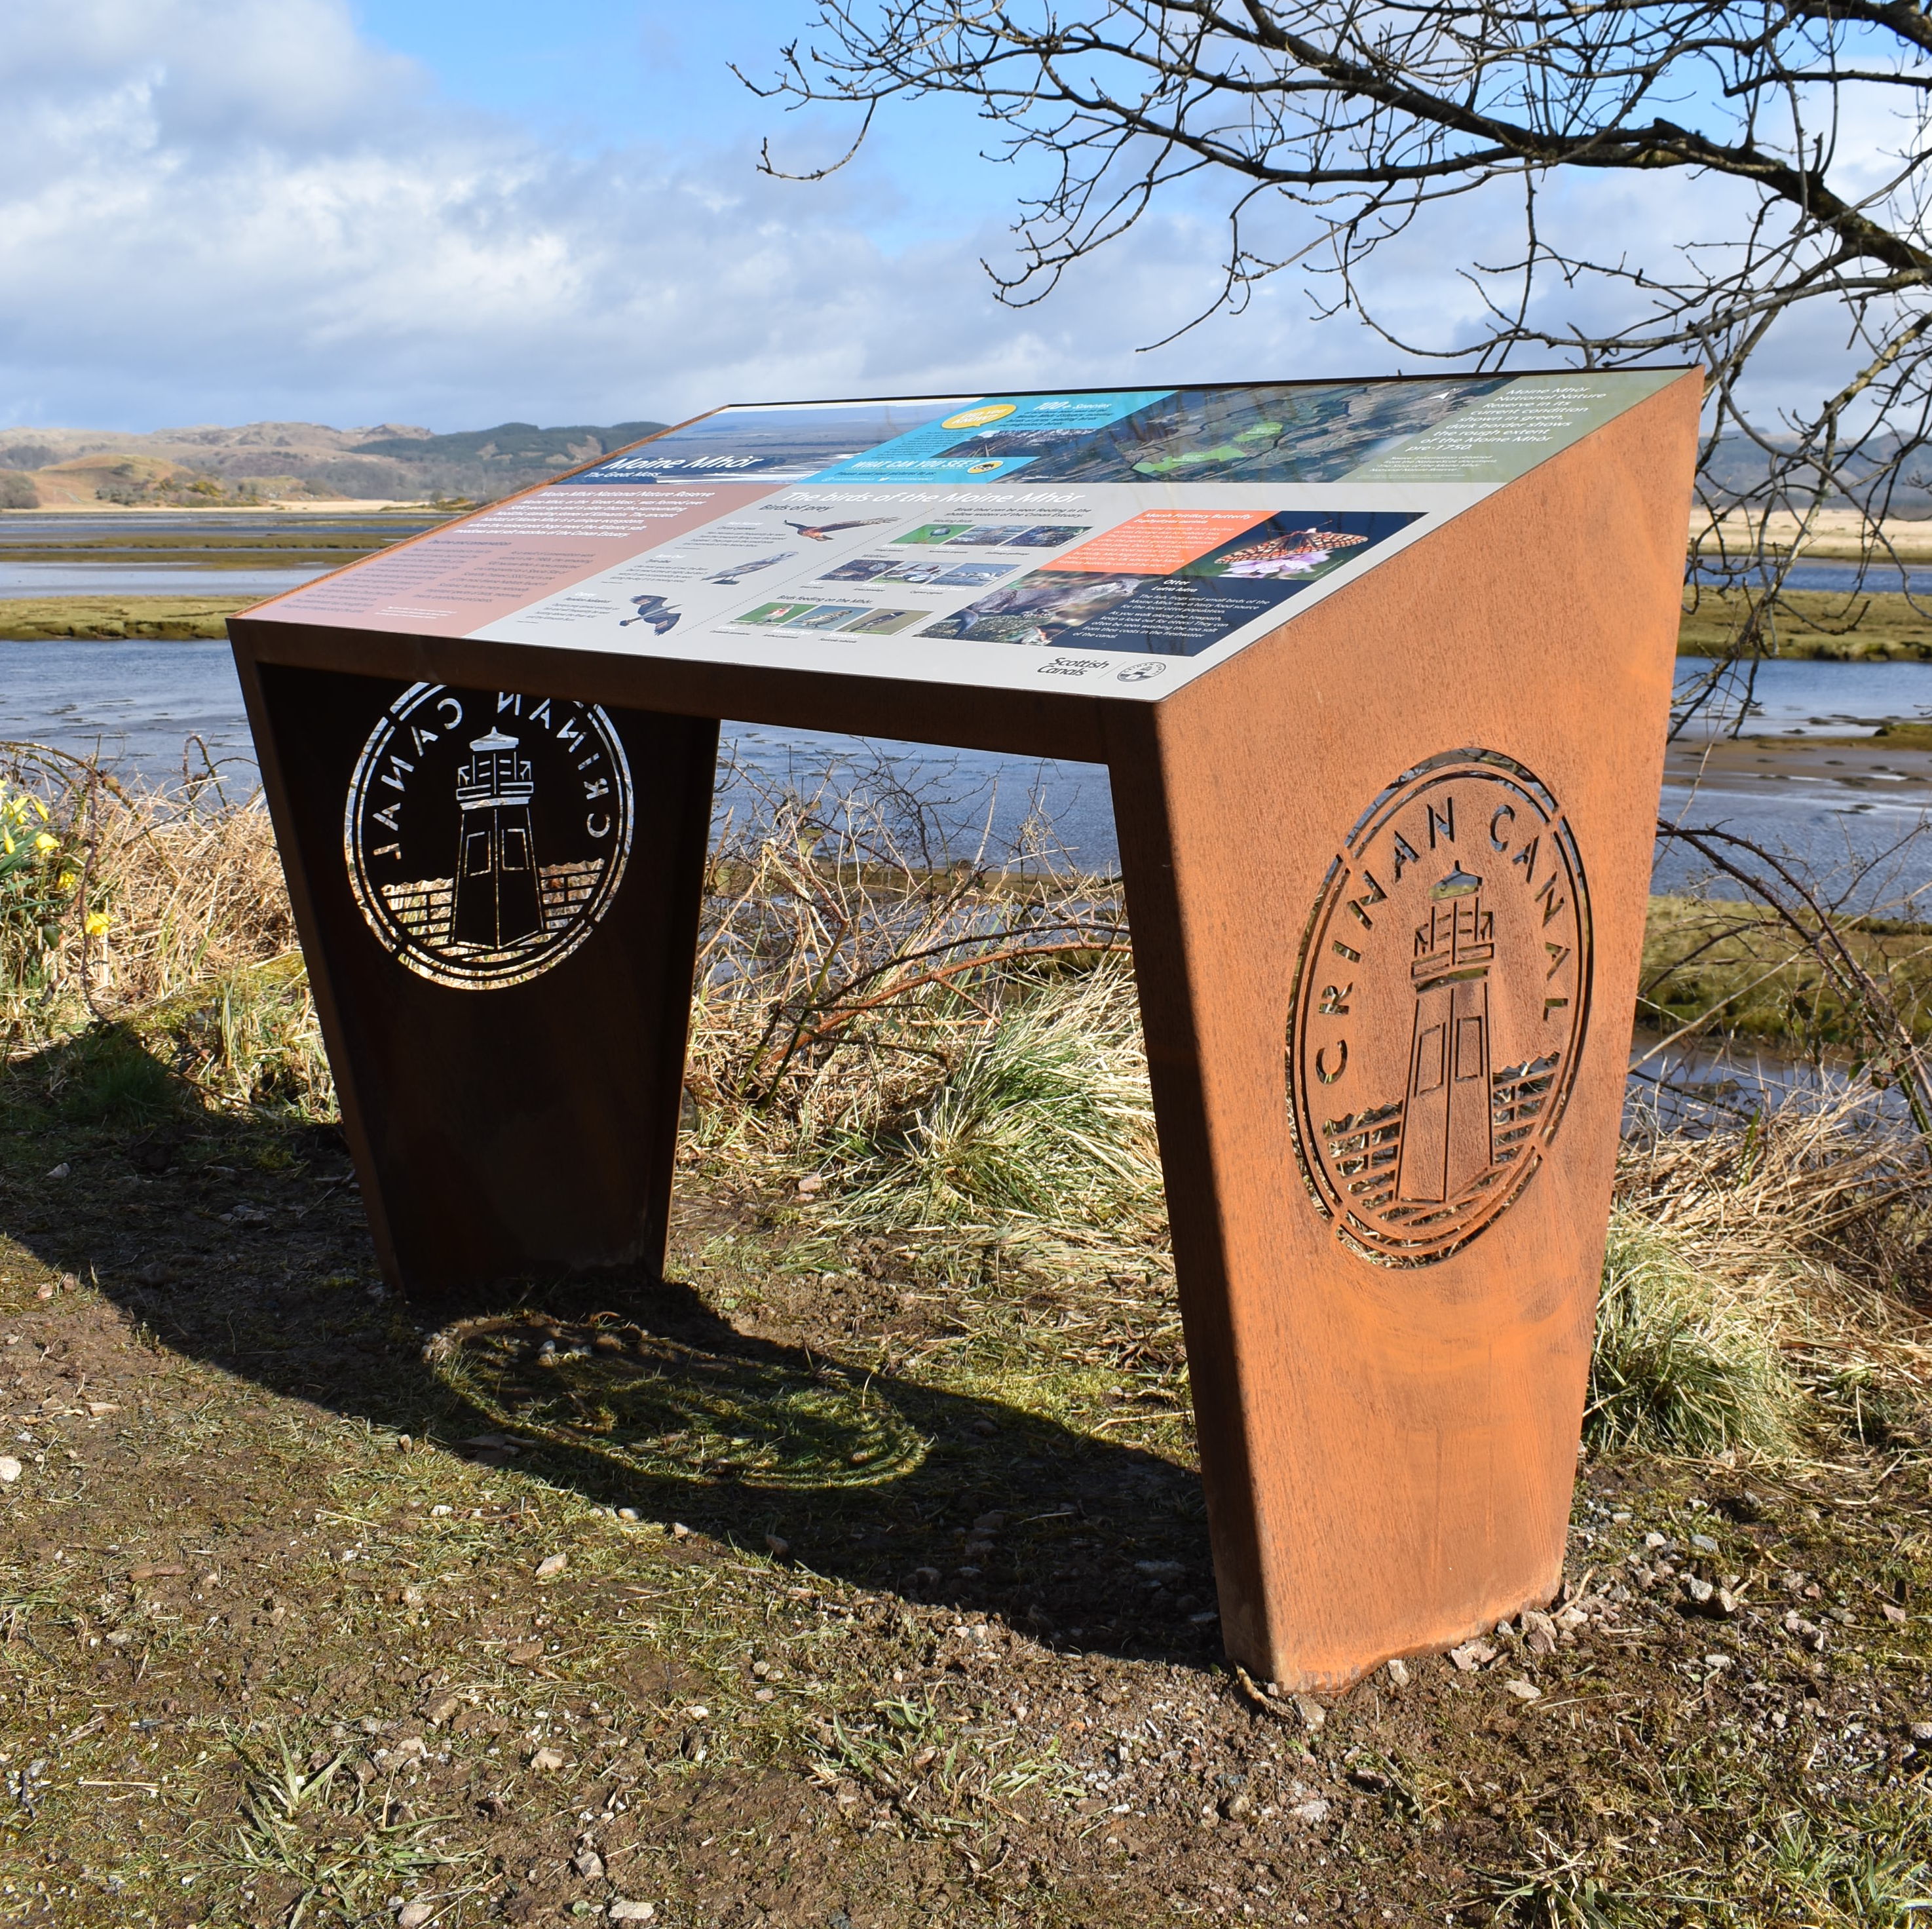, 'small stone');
1691,1533,1719,1553
765,1534,790,1558
1289,1797,1330,1825
0,1459,21,1485
430,1504,453,1517
971,1512,1006,1534
34,1286,52,1301
1385,1657,1410,1689
505,1639,544,1664
535,1553,567,1579
1504,1678,1542,1702
1644,1531,1667,1549
1135,1559,1184,1579
609,1905,656,1924
477,1795,510,1820
1885,1604,1908,1625
423,1694,462,1727
46,1164,69,1181
1219,1791,1253,1821
1683,1577,1715,1607
572,1846,605,1881
398,1905,434,1928
670,1522,690,1538
1554,1604,1589,1633
1908,1720,1932,1744
617,1508,639,1522
1520,1610,1558,1656
1293,1694,1326,1732
529,1747,565,1771
796,1174,824,1194
1711,1588,1741,1619
1447,1640,1498,1672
